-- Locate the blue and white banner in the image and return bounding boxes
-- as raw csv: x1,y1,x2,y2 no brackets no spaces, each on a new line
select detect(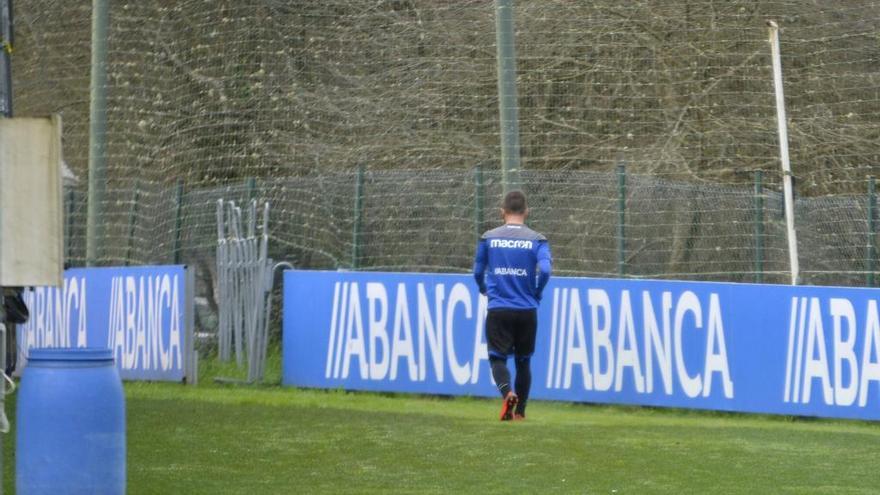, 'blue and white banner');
283,270,880,421
17,265,194,382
